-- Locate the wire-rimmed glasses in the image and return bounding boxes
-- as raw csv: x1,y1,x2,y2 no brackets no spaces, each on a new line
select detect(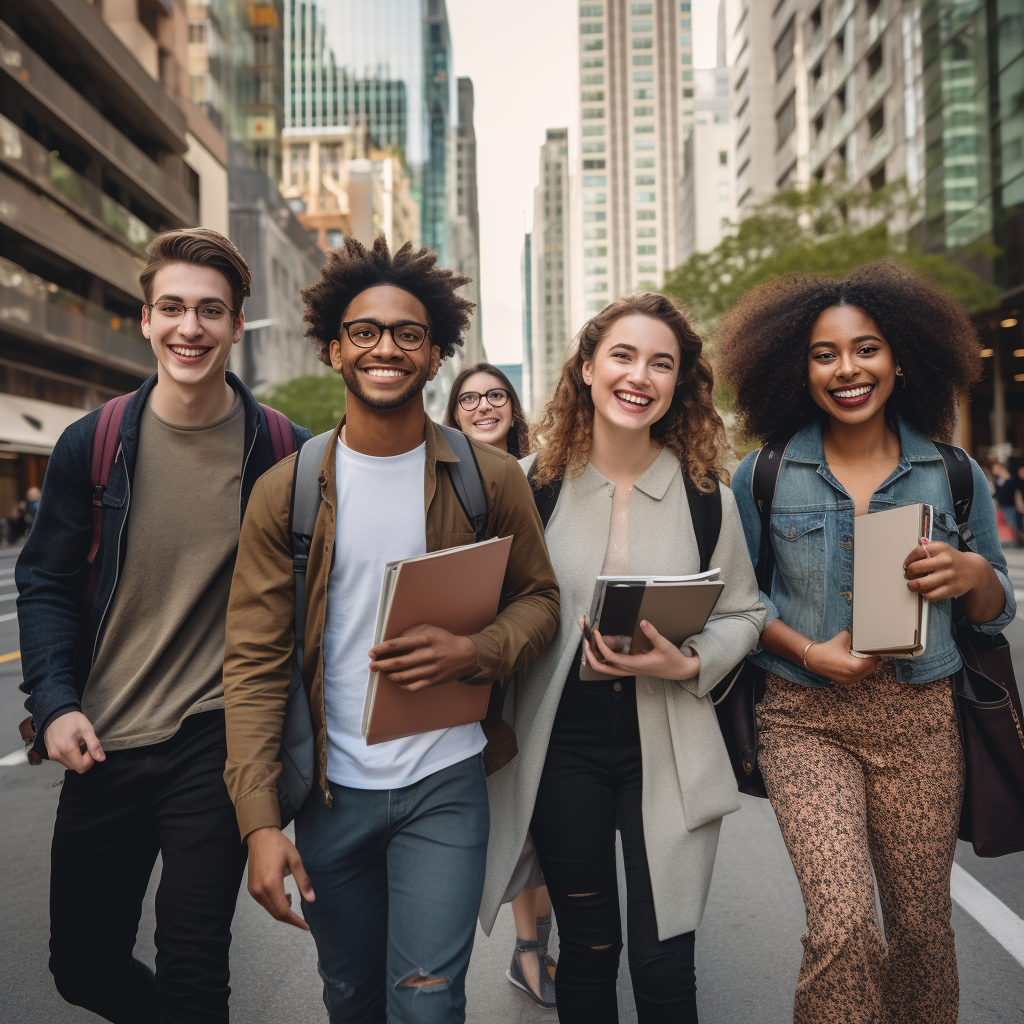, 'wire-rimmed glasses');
341,319,431,351
146,301,237,324
457,388,511,412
